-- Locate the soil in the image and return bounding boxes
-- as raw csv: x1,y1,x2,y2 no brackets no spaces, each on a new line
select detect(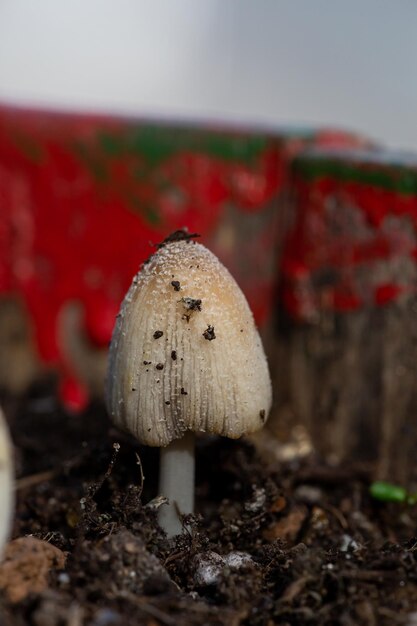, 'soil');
1,381,417,625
